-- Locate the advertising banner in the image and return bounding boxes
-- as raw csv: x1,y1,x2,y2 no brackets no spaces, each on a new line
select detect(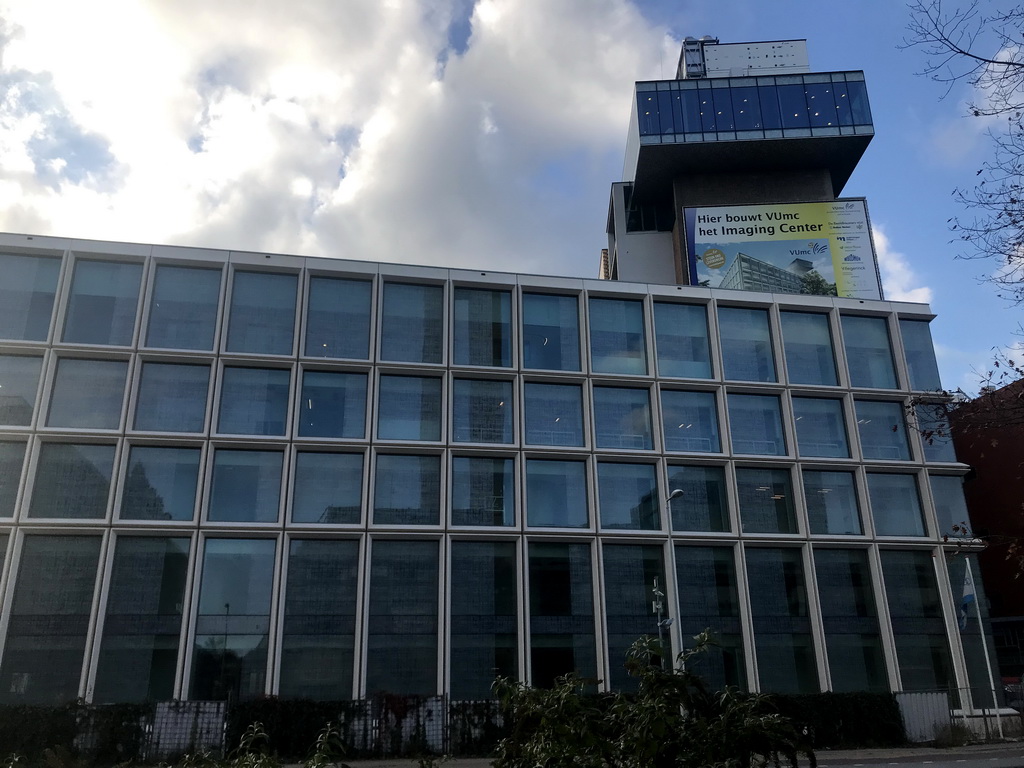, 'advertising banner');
684,199,881,299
